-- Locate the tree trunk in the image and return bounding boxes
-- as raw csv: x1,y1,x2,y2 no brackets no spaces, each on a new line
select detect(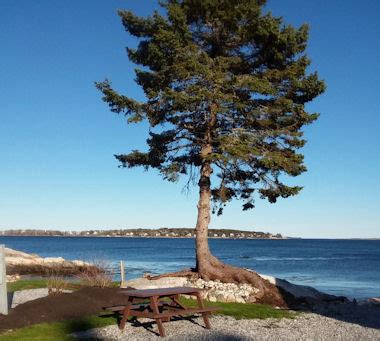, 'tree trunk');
195,160,214,274
193,106,287,307
194,166,287,306
195,104,217,275
151,106,289,307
